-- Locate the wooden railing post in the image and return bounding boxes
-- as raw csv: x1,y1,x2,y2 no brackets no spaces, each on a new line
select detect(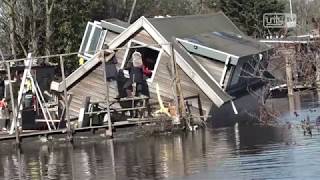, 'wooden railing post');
60,55,72,141
101,51,113,138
